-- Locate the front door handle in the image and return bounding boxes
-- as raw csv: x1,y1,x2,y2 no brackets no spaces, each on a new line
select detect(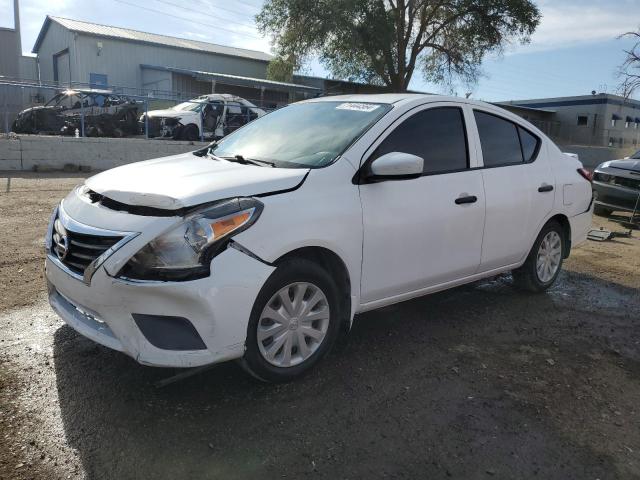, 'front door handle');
455,195,478,205
538,184,554,193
